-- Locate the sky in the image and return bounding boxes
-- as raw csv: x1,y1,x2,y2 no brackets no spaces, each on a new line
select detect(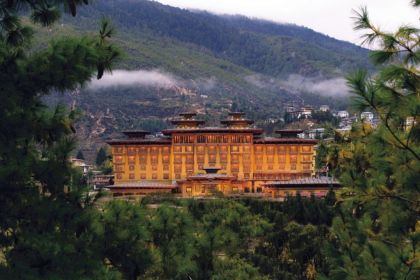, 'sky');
155,0,419,45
